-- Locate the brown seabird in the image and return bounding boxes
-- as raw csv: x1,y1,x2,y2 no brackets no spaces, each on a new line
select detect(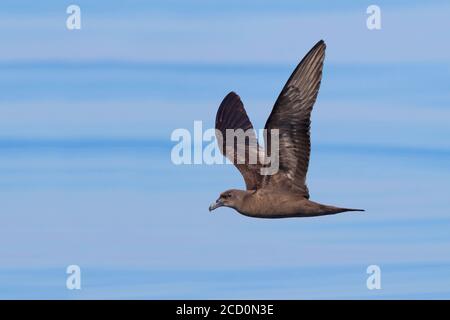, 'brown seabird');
209,40,364,218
